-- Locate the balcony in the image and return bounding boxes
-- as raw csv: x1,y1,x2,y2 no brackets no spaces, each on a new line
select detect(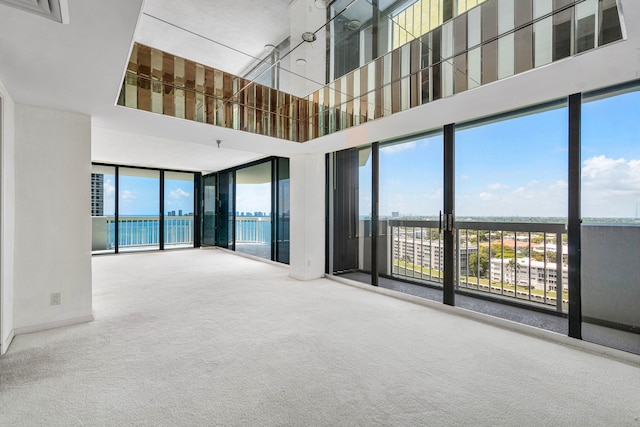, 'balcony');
92,216,194,253
387,220,568,312
234,216,272,259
